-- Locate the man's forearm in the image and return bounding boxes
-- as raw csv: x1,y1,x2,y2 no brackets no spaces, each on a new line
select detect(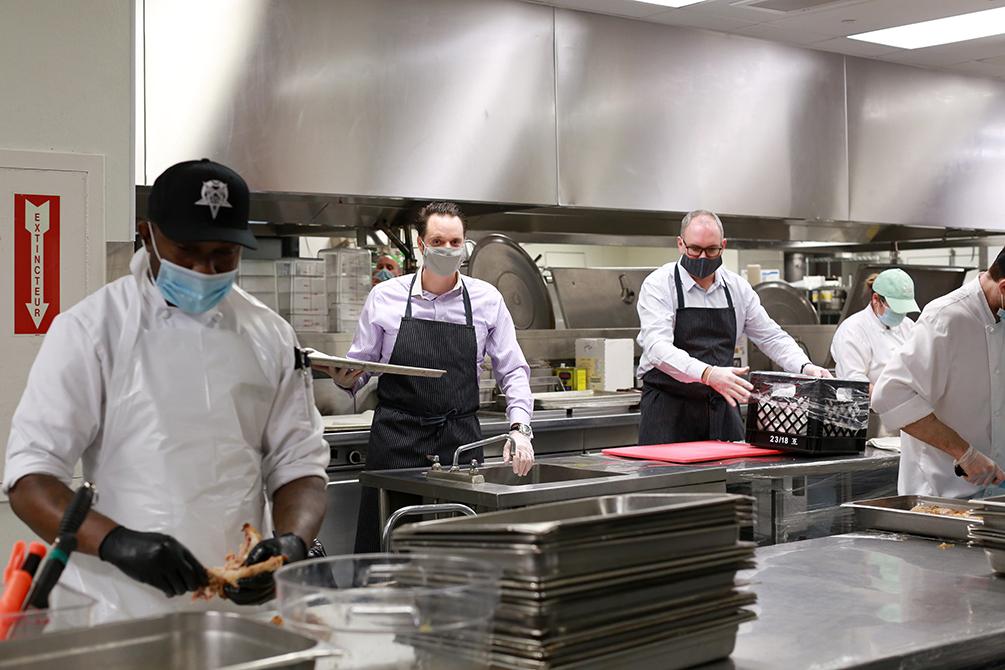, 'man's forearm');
902,413,969,461
271,476,327,544
8,474,118,556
